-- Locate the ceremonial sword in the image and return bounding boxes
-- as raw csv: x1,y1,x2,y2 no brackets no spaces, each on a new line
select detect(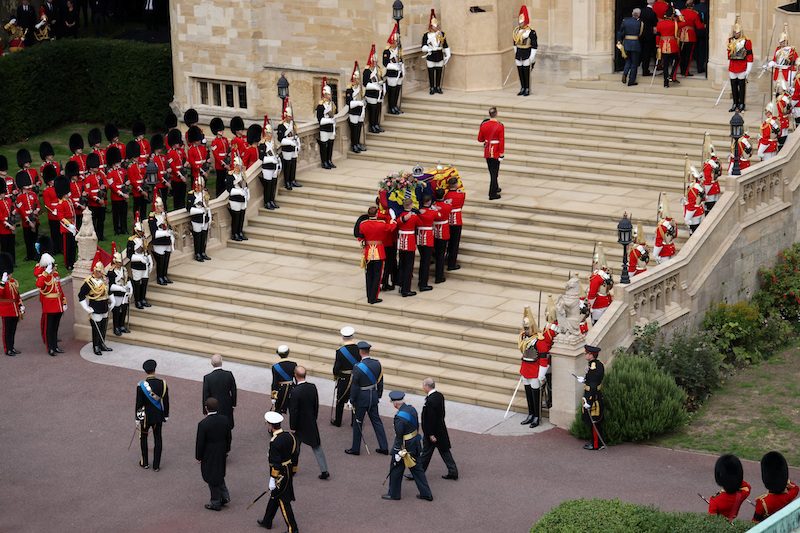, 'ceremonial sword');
503,377,522,419
246,489,270,510
352,406,371,455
